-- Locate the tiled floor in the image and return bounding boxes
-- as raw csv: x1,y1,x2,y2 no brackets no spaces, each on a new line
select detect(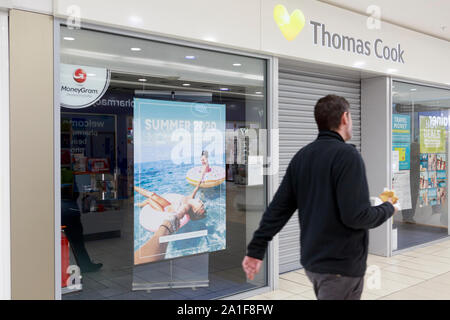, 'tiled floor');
246,238,450,300
394,221,448,251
